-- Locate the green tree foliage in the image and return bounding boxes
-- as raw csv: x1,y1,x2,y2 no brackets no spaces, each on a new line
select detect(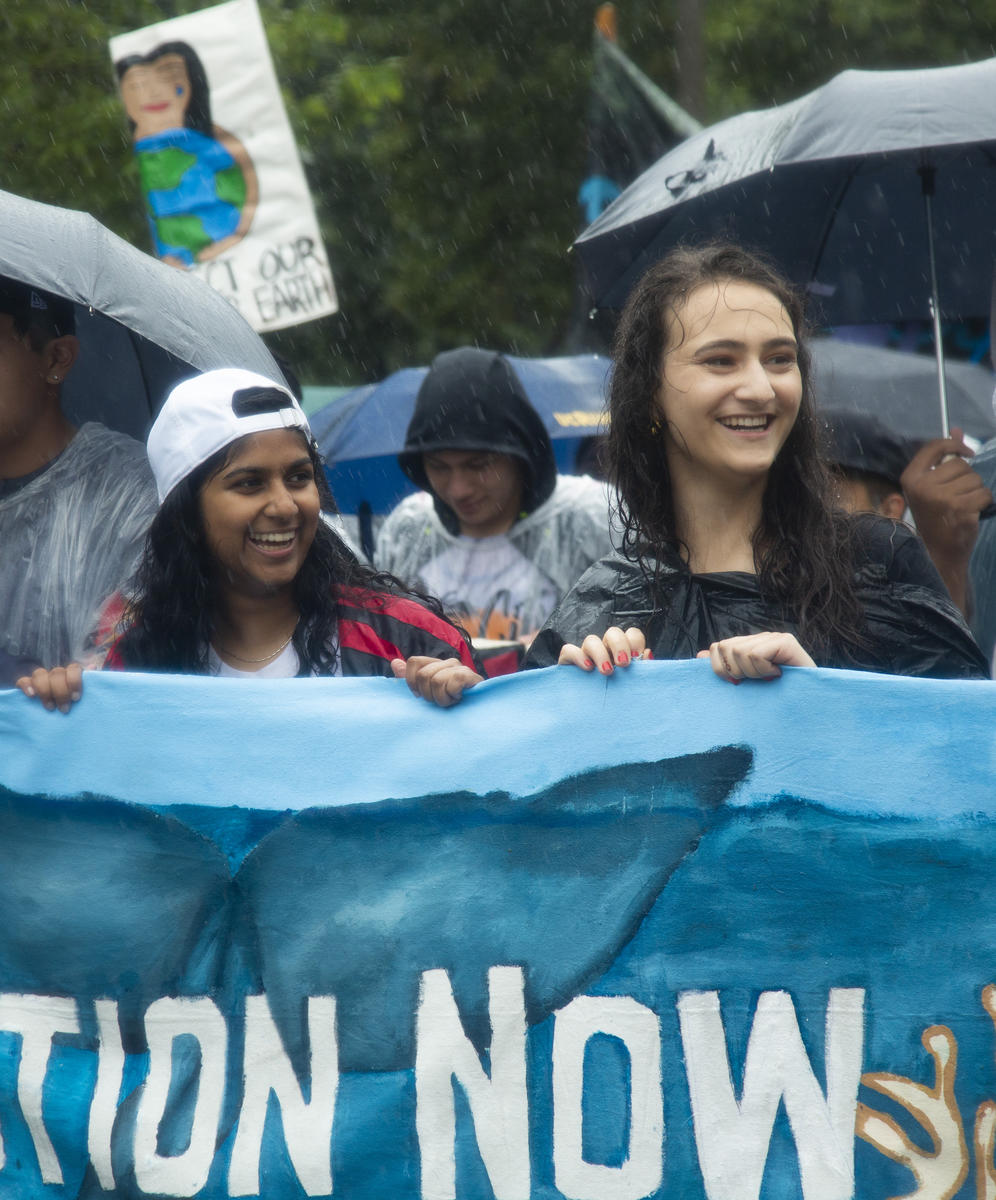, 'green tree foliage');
265,0,594,380
2,0,996,383
620,0,996,116
0,2,161,239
